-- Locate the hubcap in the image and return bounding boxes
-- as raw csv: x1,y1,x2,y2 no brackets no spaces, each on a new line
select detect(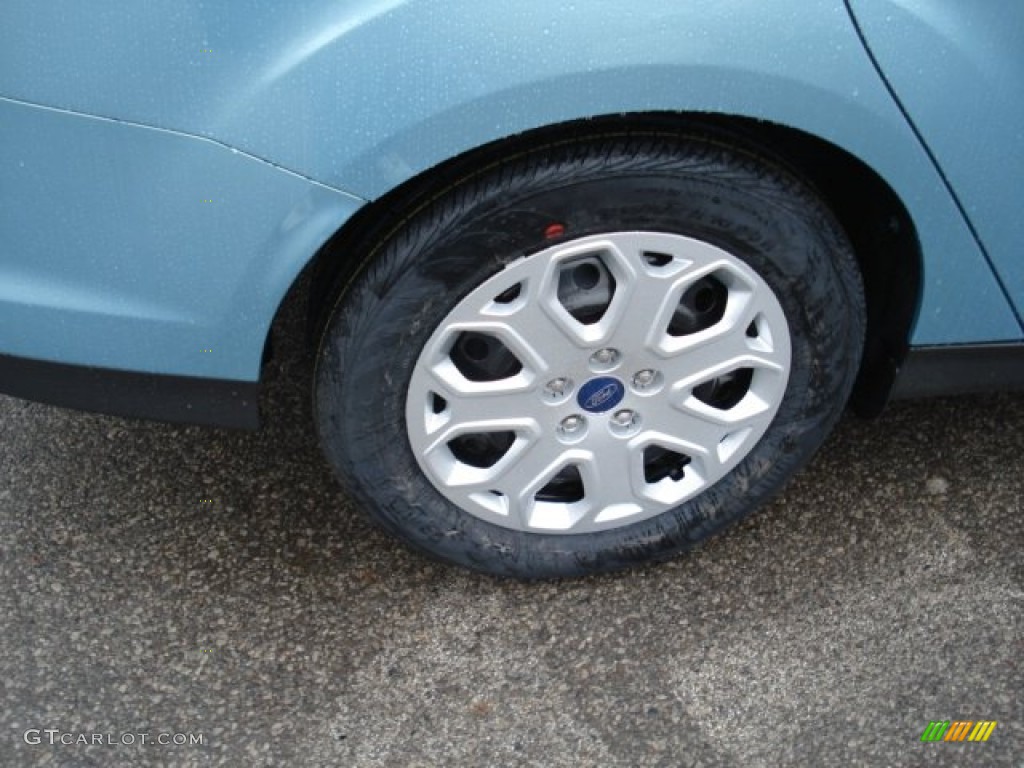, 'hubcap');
405,232,791,534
